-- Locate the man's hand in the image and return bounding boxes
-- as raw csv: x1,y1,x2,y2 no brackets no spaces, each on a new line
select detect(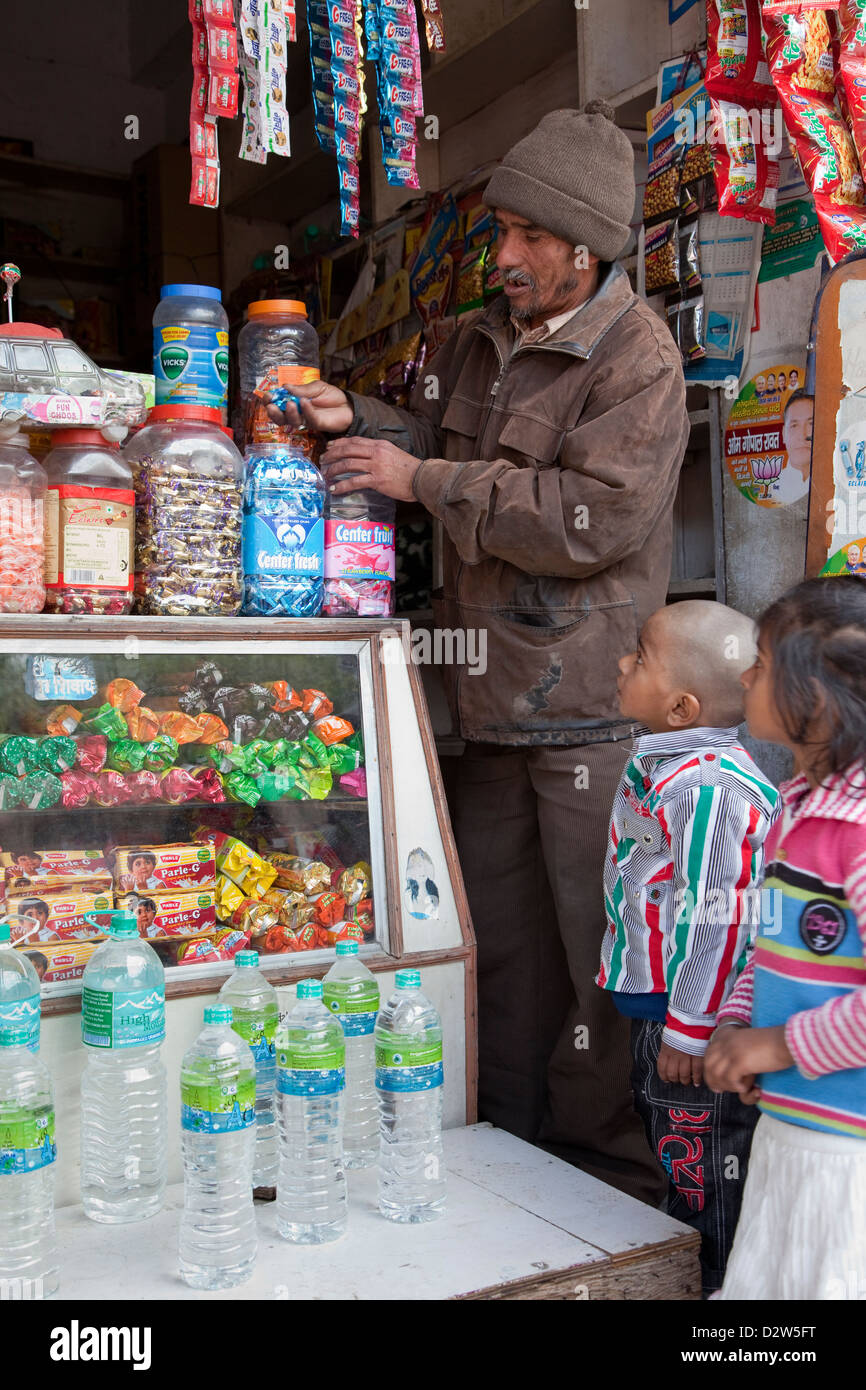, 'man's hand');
704,1023,793,1102
264,379,353,435
321,436,421,502
657,1040,705,1087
